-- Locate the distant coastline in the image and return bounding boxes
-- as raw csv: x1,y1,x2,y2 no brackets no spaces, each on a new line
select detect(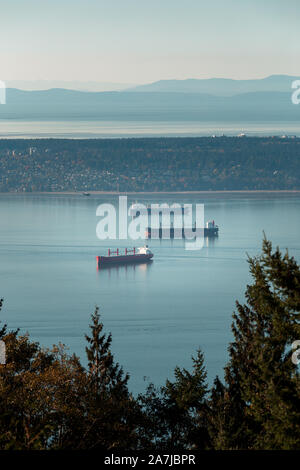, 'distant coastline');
1,137,299,193
0,120,299,140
